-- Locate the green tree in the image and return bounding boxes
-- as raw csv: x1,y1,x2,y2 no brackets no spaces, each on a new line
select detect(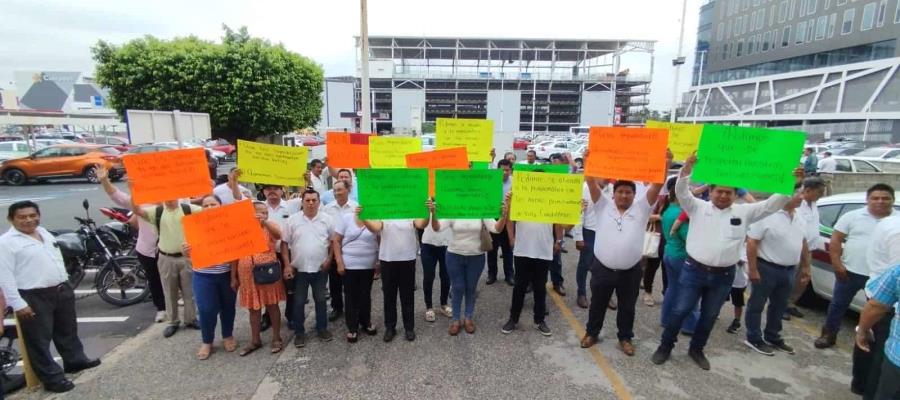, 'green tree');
92,25,324,140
